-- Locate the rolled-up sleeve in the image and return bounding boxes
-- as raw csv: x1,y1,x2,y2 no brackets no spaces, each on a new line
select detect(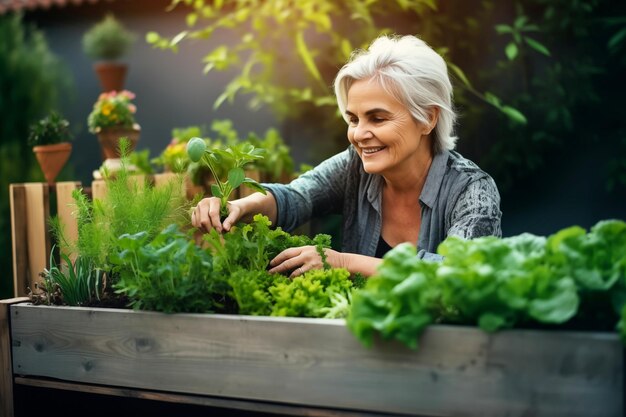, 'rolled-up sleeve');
448,177,502,239
262,149,351,232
